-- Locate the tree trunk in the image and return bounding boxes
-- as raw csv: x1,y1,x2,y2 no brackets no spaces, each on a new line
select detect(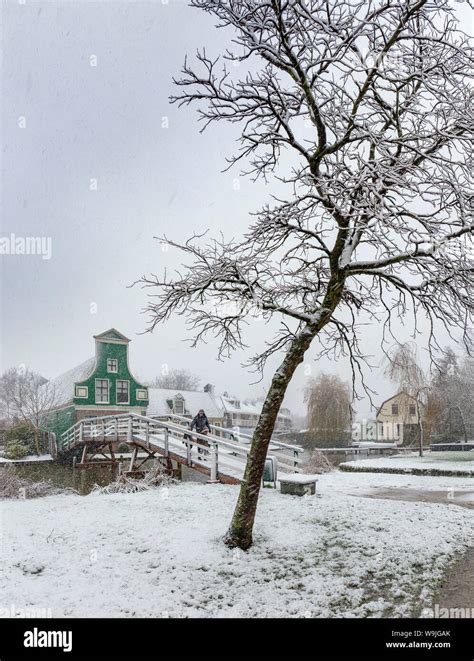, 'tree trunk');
223,324,319,550
416,399,423,457
34,427,41,456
